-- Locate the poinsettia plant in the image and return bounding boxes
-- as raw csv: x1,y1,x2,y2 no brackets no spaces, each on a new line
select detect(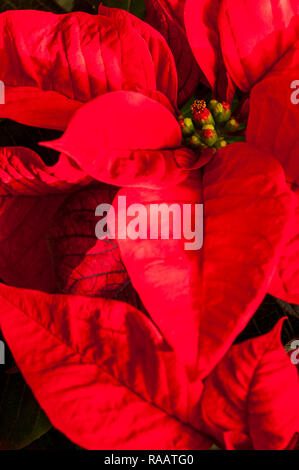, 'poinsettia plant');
0,0,298,450
146,0,299,305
